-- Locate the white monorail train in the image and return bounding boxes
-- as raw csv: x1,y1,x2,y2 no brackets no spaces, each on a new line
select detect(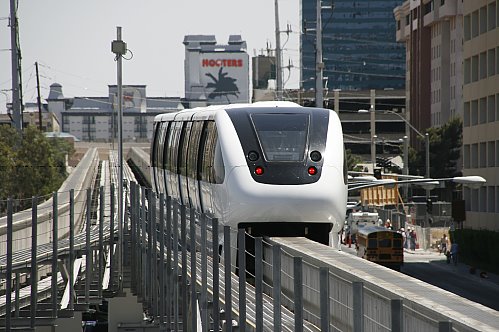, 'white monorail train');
151,101,347,247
